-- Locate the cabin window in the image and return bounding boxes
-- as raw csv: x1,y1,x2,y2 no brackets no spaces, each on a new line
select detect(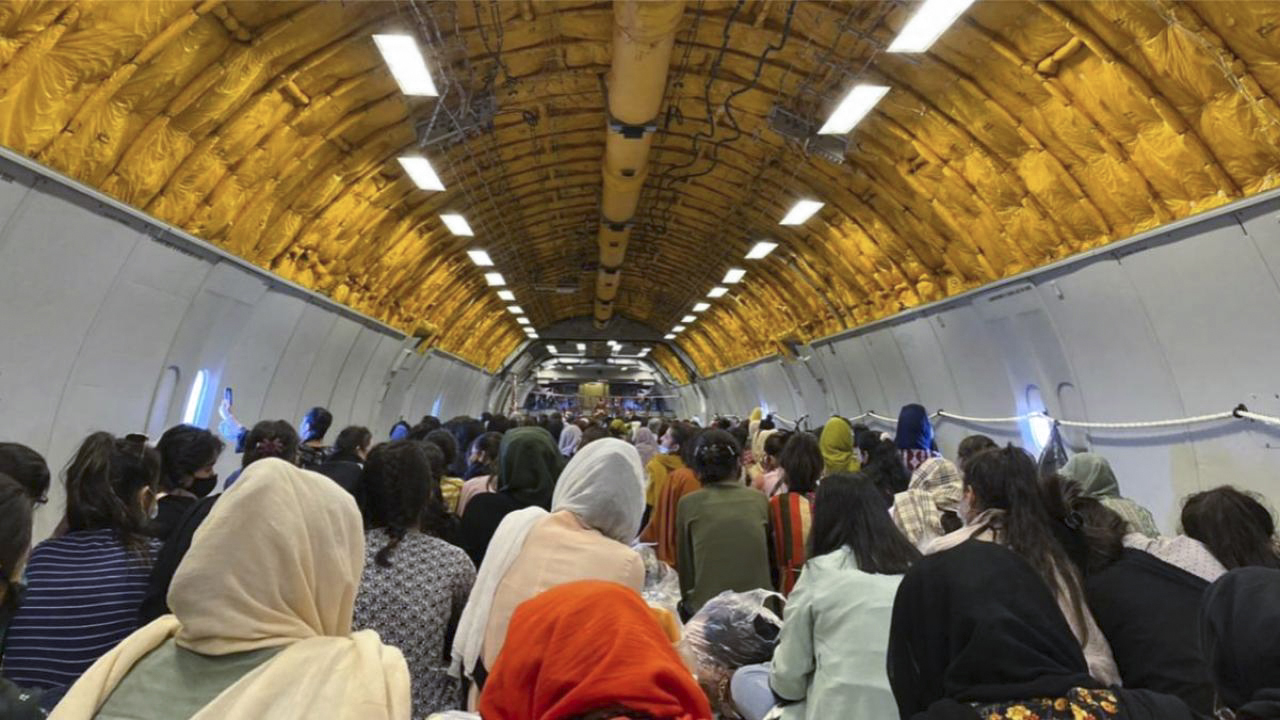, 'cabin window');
1025,384,1052,452
182,369,209,426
